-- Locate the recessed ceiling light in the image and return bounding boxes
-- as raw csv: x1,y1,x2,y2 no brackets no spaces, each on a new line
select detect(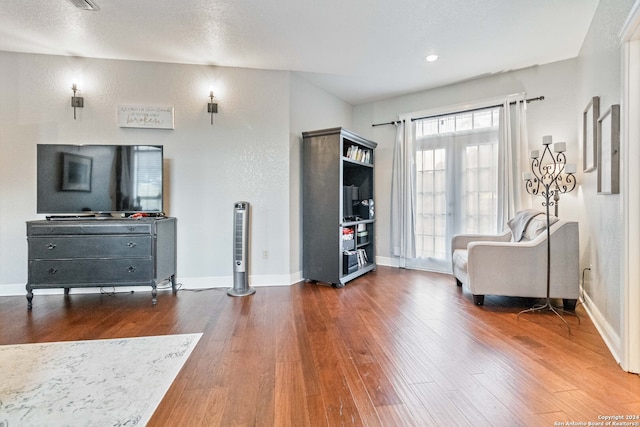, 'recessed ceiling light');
425,54,439,62
67,0,99,11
